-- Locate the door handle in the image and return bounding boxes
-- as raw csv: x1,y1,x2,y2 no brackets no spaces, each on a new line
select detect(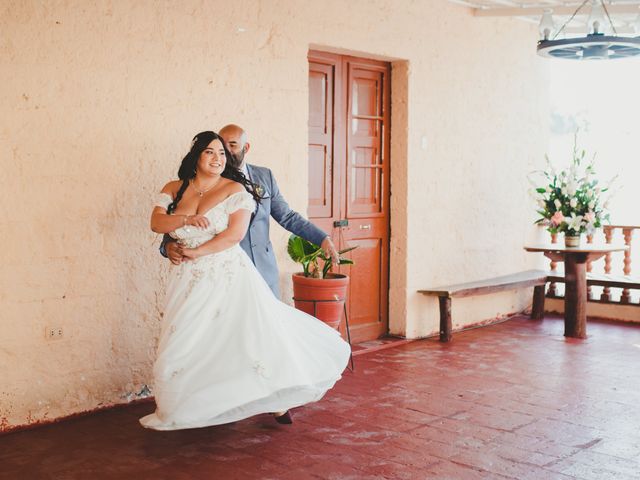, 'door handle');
360,224,371,230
